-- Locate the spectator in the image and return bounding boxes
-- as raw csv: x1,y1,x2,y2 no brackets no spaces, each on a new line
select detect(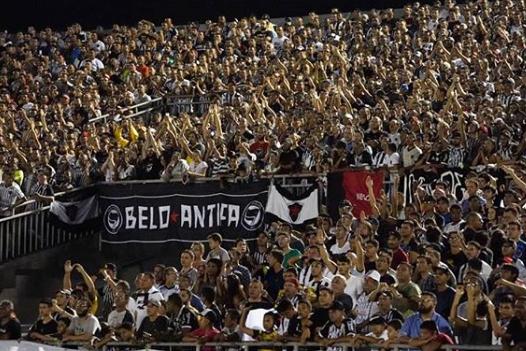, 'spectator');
134,272,164,330
136,300,169,342
107,291,134,330
160,266,180,300
399,292,452,341
62,298,100,343
27,299,58,343
206,233,230,263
